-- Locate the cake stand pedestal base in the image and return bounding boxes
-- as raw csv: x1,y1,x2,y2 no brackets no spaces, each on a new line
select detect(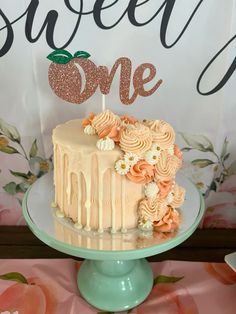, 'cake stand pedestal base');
78,258,153,312
23,173,204,312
